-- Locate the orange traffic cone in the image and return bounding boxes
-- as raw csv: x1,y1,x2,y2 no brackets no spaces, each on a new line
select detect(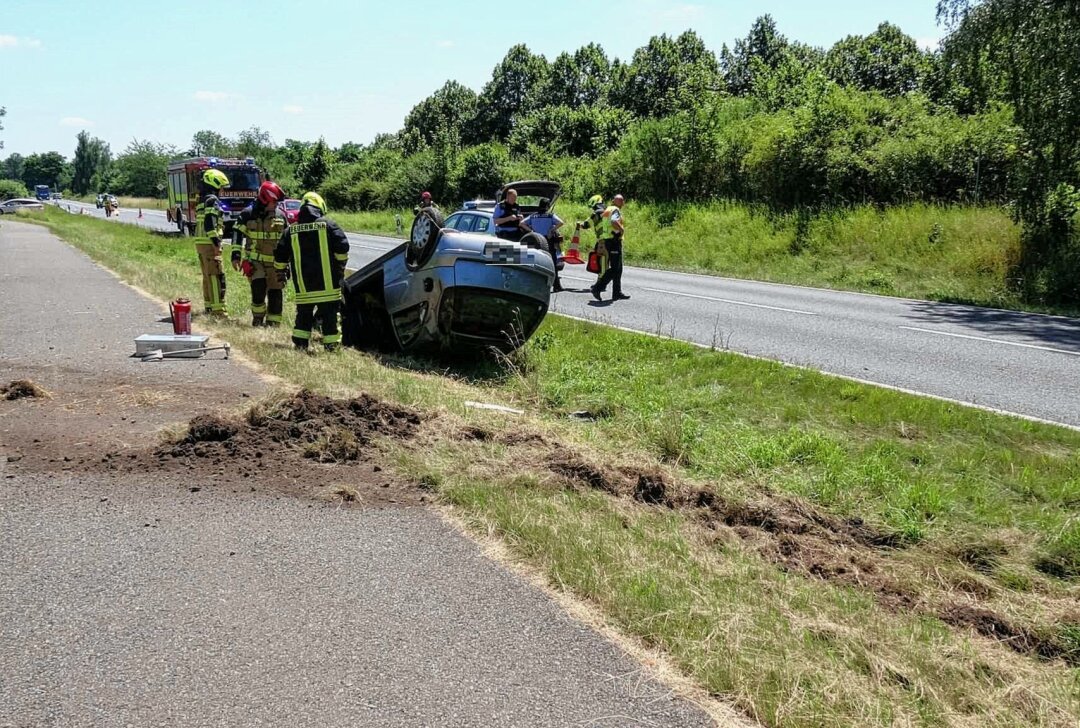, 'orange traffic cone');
563,226,585,265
